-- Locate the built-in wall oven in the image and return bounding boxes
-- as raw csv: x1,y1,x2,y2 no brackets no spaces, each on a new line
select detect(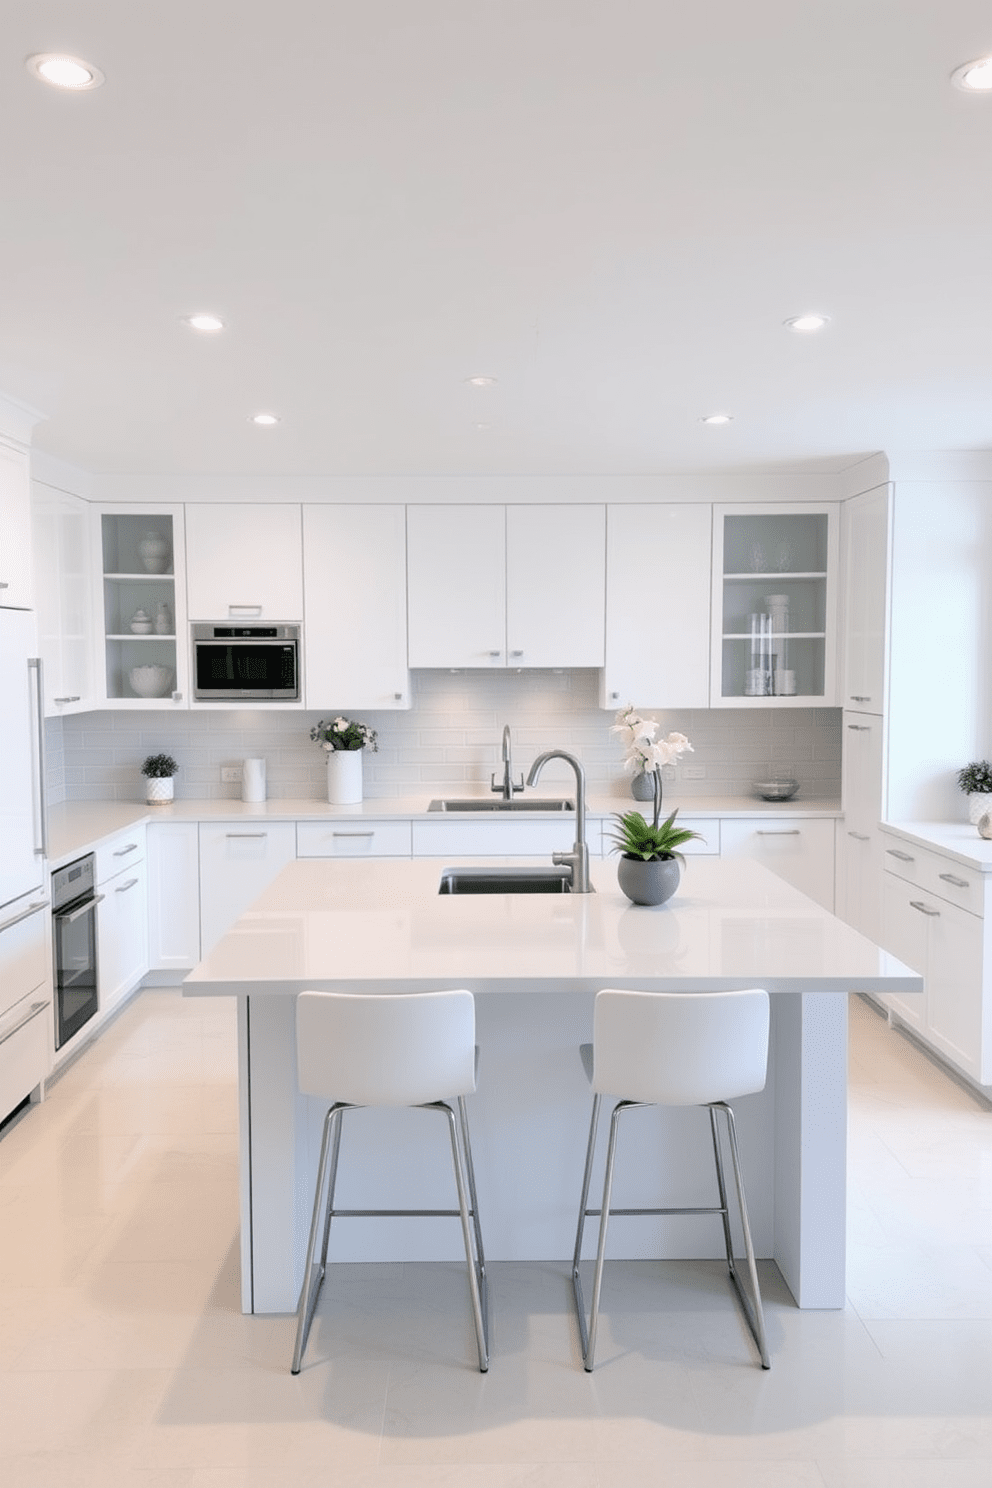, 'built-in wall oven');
52,854,102,1050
